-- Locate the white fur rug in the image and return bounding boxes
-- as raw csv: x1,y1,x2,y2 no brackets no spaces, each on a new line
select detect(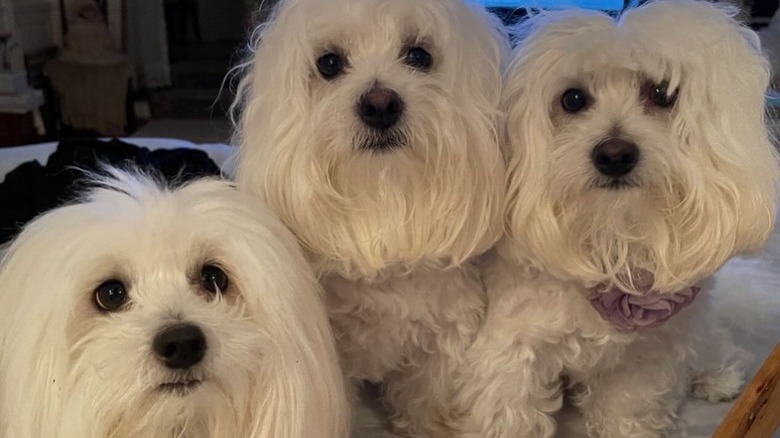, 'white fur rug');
355,226,780,438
